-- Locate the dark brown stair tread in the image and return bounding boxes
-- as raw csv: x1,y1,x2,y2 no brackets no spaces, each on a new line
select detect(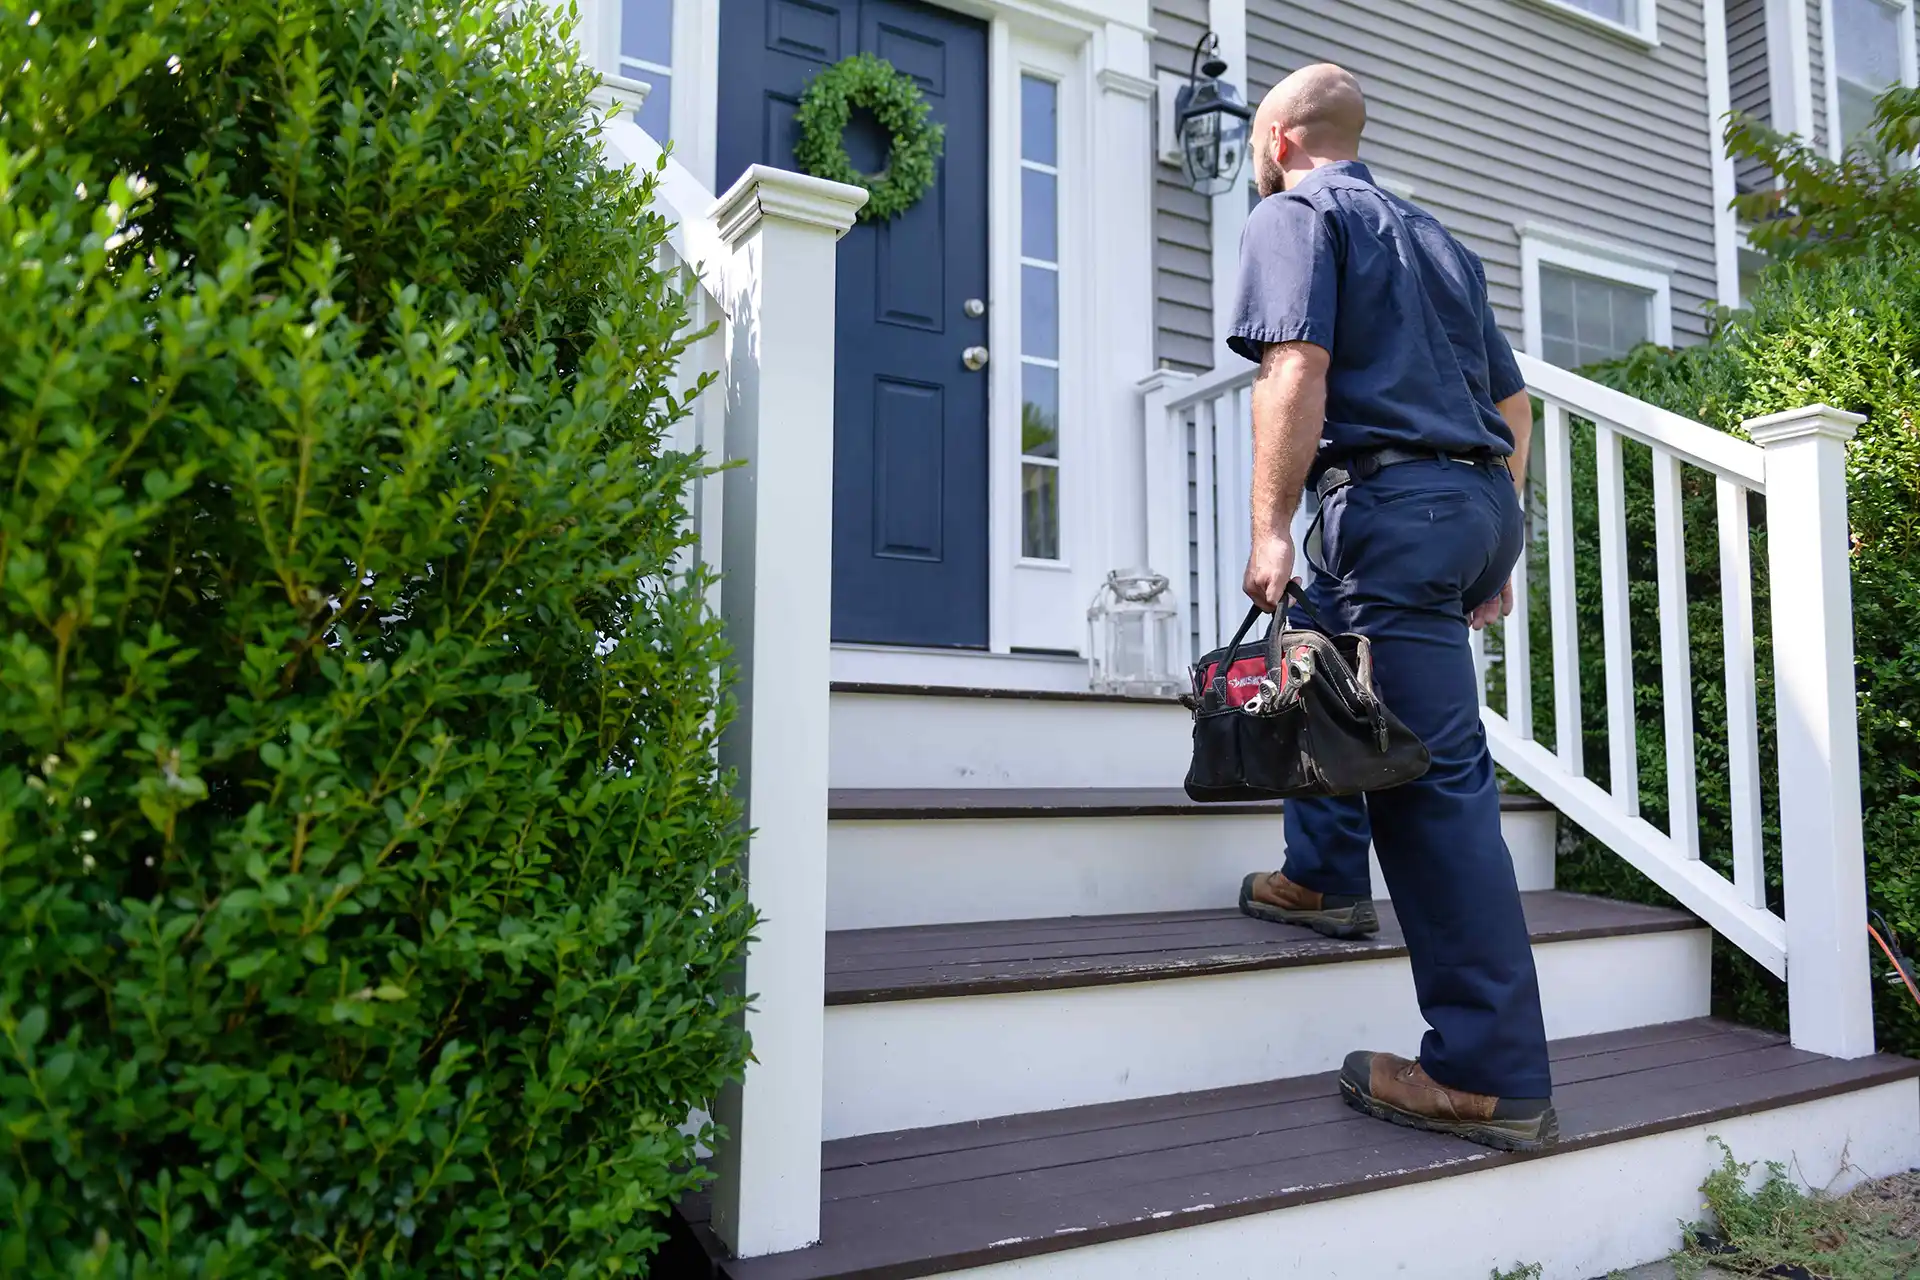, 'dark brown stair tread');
825,890,1700,1004
681,1019,1919,1280
832,680,1182,706
829,786,1555,819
